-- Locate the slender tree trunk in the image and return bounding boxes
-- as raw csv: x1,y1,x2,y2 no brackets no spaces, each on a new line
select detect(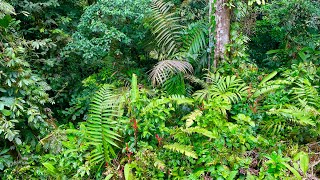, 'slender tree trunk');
213,0,231,68
208,0,214,71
